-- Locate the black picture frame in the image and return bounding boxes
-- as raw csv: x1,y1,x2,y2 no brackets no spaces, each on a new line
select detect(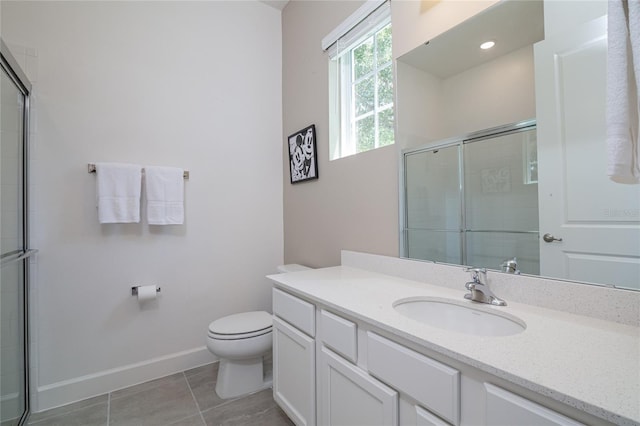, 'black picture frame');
287,124,318,184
